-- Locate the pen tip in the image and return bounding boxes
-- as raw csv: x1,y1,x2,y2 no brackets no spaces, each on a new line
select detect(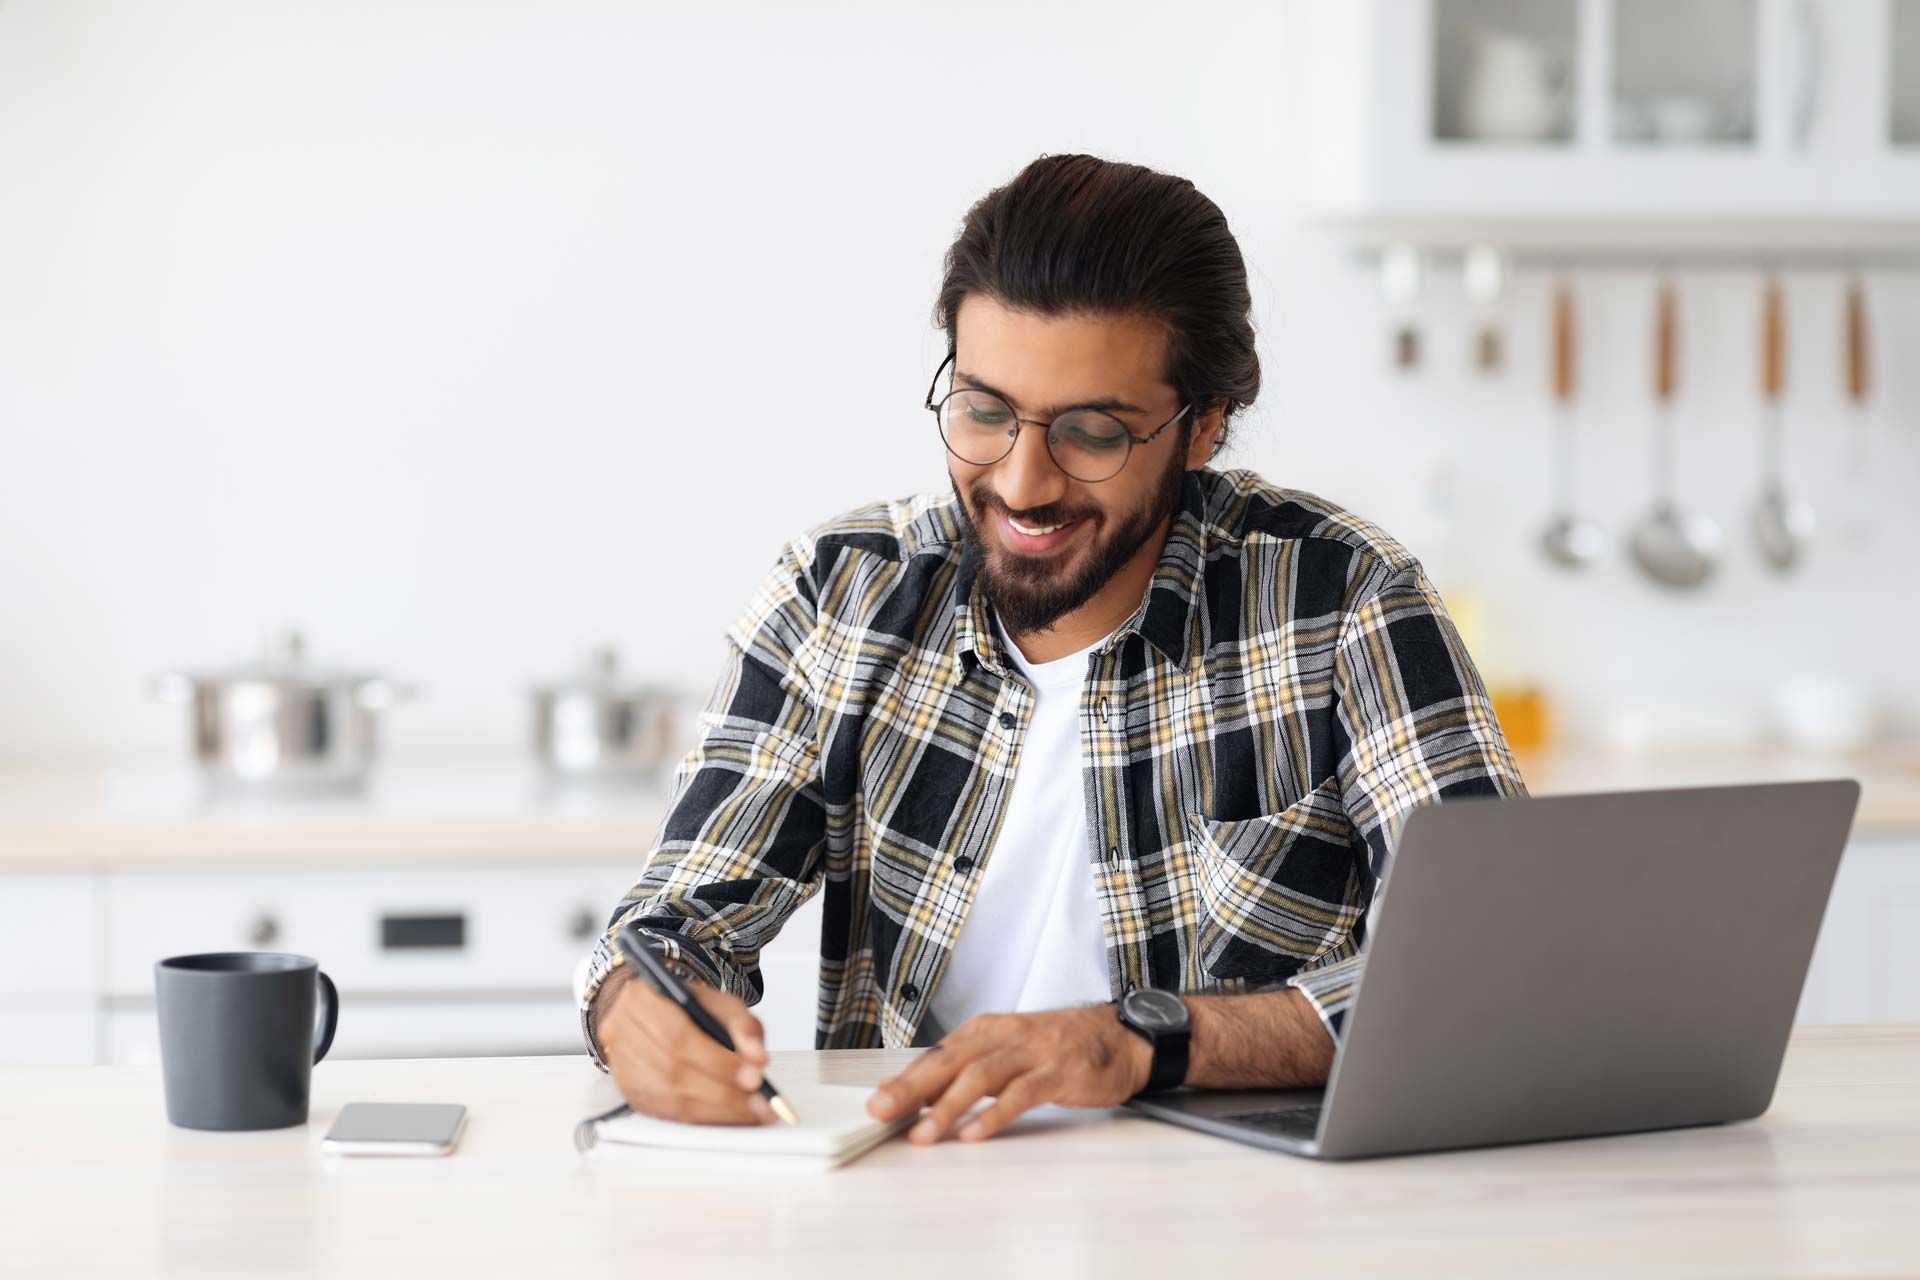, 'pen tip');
770,1096,800,1127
